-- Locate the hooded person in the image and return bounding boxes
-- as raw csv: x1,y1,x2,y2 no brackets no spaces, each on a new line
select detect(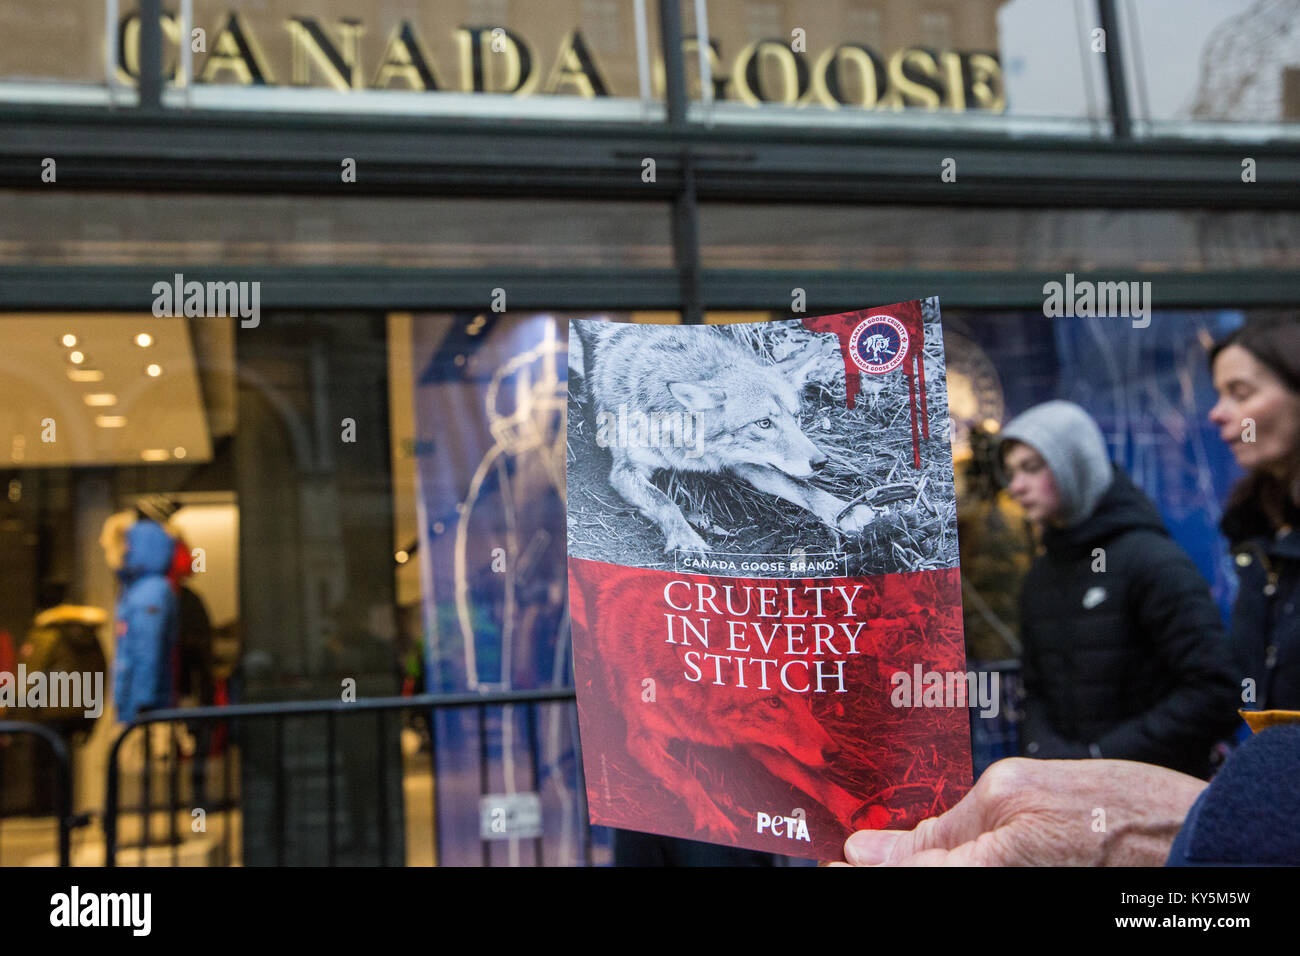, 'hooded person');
110,517,180,723
998,401,1240,779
